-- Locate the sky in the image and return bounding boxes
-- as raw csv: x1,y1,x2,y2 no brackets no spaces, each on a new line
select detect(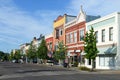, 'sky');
0,0,120,53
